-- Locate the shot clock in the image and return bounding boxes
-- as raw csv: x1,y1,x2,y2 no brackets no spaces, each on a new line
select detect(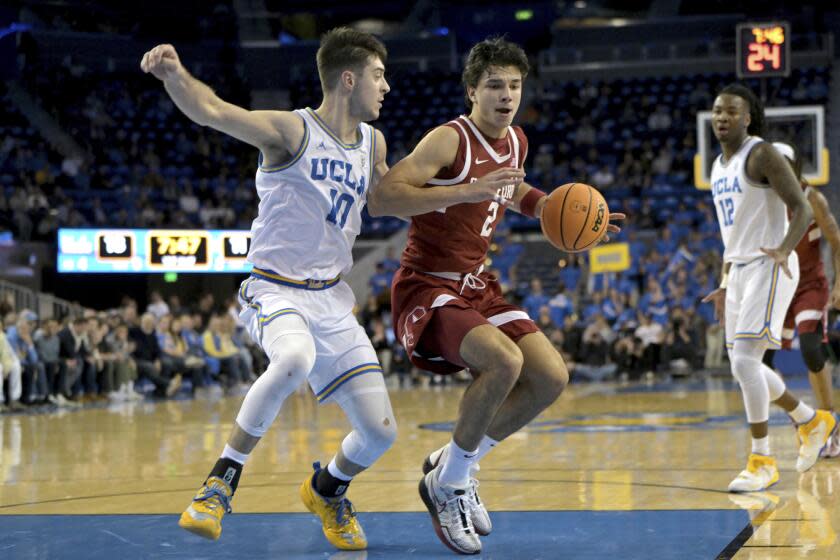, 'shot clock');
736,22,790,79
